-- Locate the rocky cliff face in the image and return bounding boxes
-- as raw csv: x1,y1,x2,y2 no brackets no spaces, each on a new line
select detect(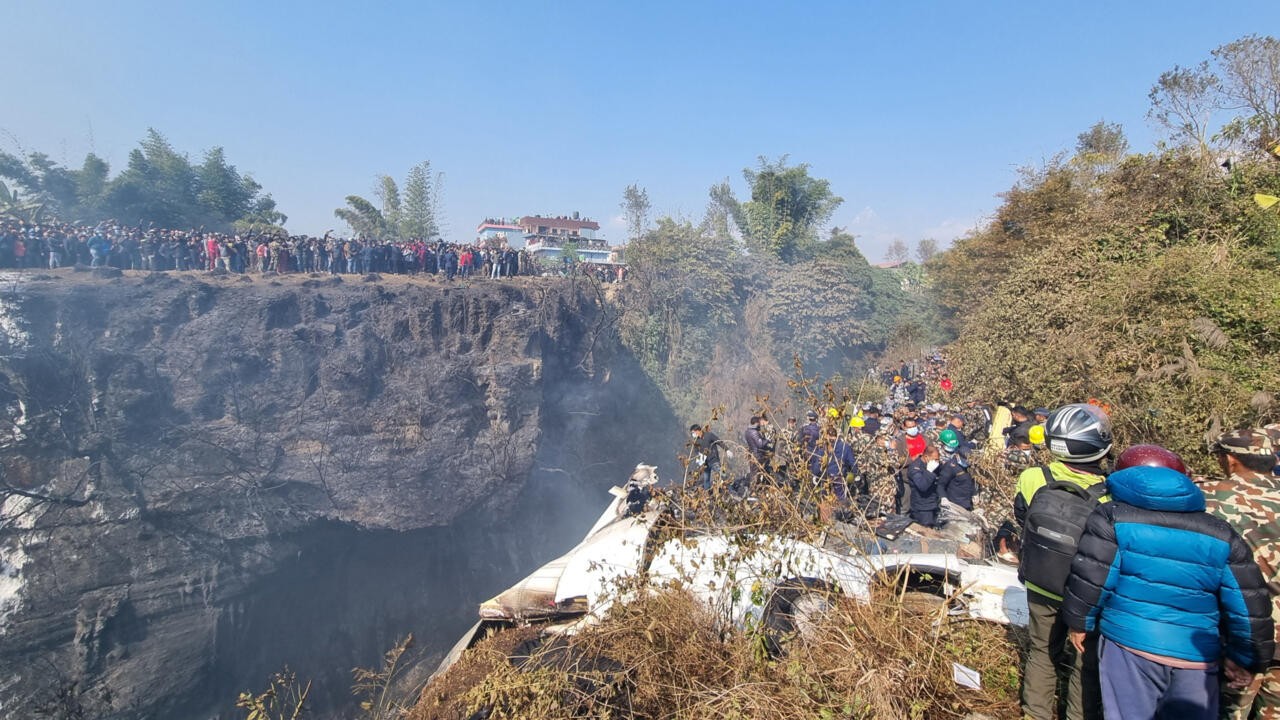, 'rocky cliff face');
0,270,676,719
